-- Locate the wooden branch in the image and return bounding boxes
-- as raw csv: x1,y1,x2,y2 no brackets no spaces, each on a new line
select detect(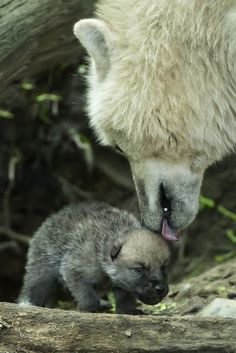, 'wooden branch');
0,226,30,244
0,302,236,353
0,0,95,101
